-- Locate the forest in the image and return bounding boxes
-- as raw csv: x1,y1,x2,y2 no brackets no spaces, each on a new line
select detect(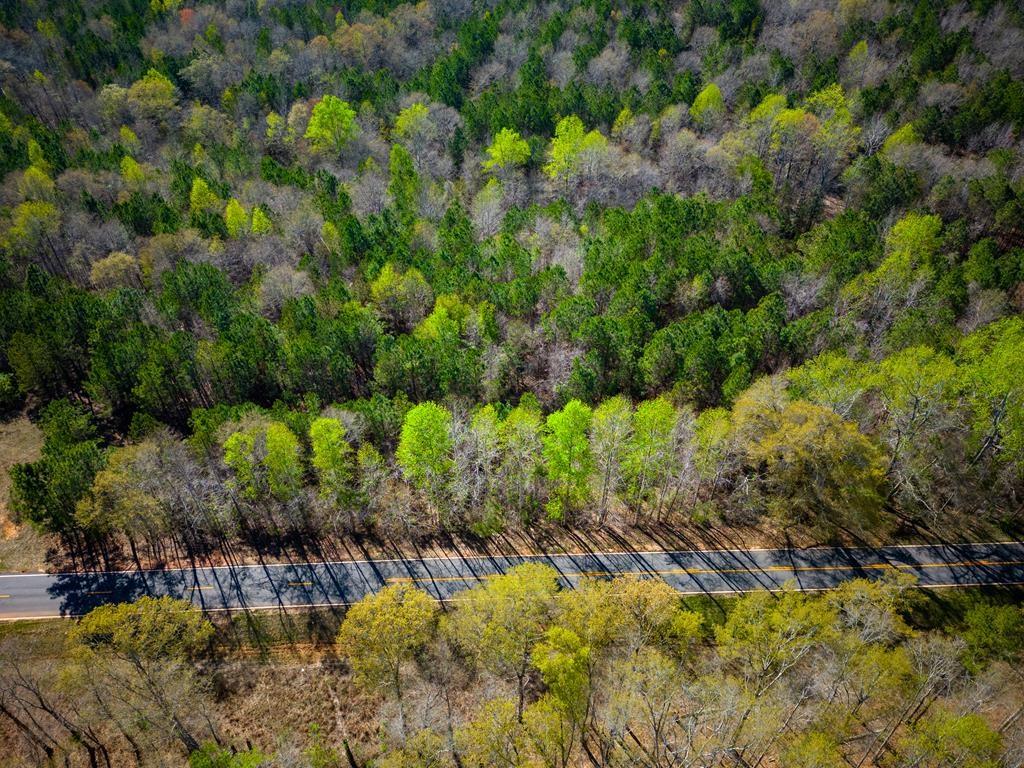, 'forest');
1,0,1024,761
